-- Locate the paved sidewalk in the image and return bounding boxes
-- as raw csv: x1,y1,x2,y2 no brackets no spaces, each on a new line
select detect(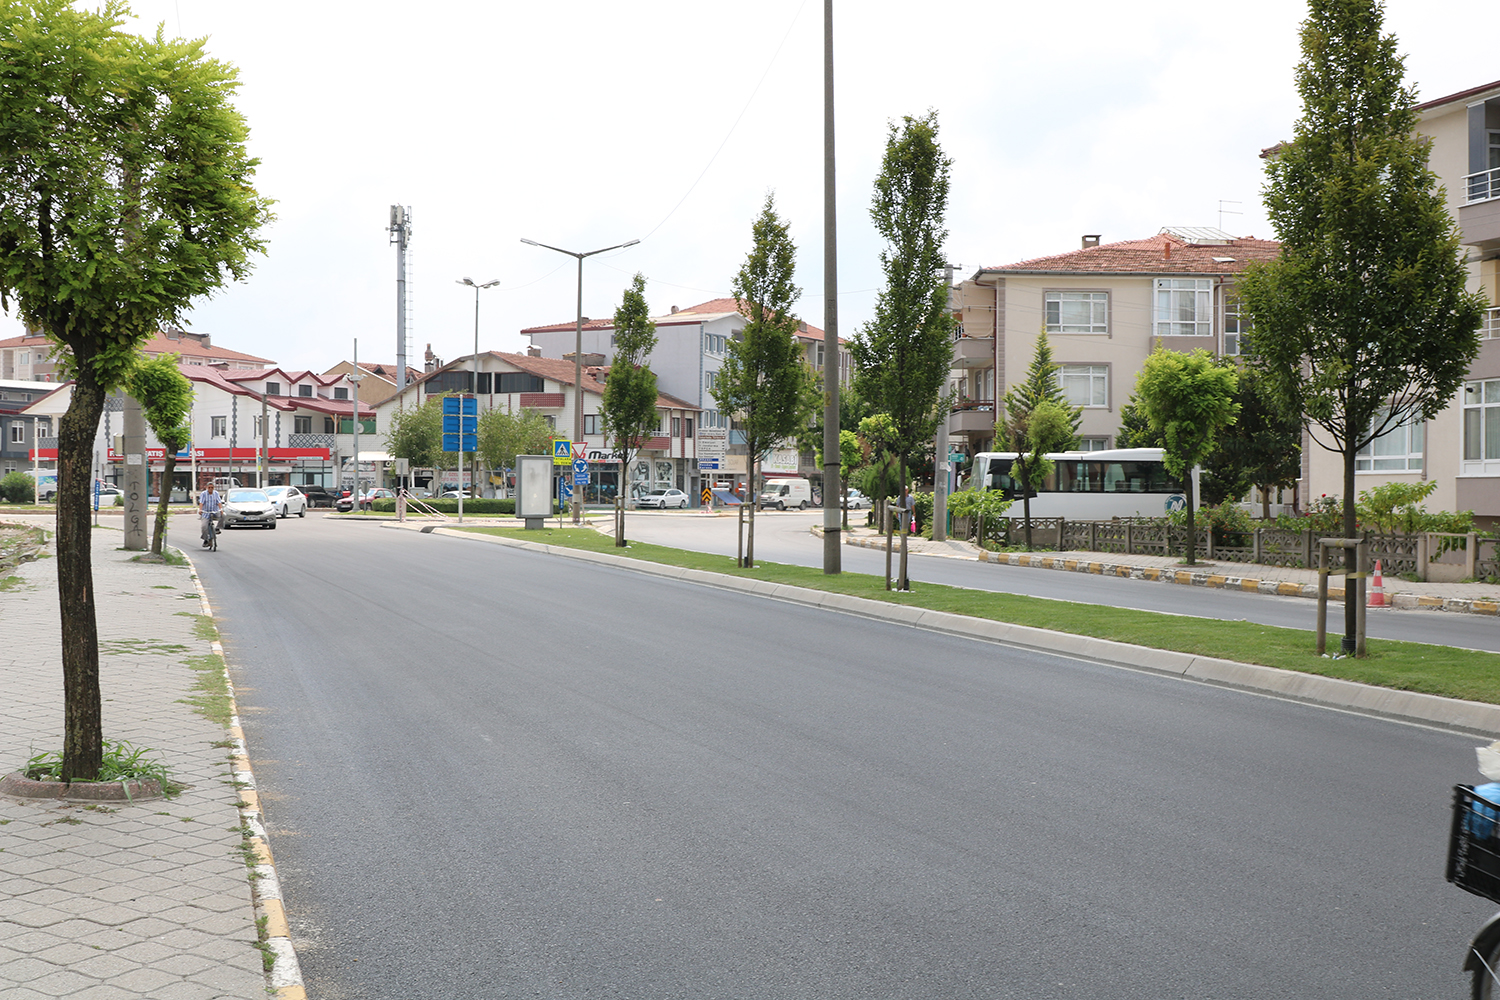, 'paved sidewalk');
0,524,298,999
838,525,1500,615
